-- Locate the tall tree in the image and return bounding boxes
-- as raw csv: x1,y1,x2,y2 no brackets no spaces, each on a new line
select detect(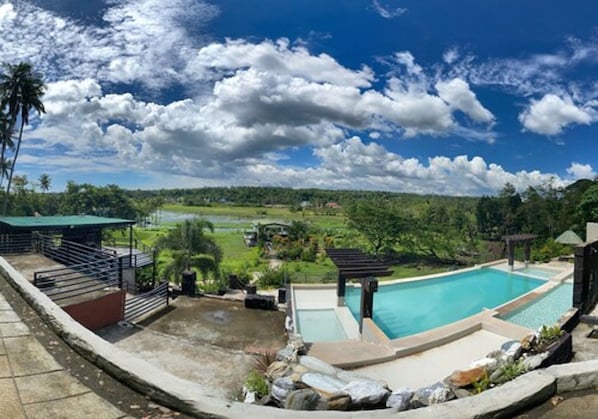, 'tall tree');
0,111,13,186
345,197,407,256
38,173,51,193
0,62,45,214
